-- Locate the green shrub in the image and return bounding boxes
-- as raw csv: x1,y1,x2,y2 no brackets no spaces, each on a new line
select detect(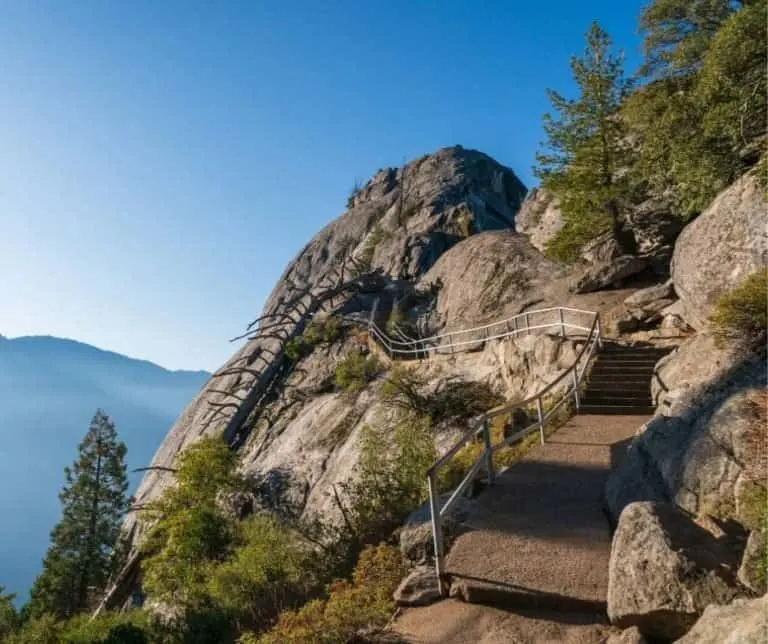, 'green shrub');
342,417,436,543
56,610,153,644
4,613,60,644
207,516,314,634
285,317,343,362
0,586,18,639
333,350,380,393
380,367,503,424
710,268,768,352
244,544,406,644
140,438,245,610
